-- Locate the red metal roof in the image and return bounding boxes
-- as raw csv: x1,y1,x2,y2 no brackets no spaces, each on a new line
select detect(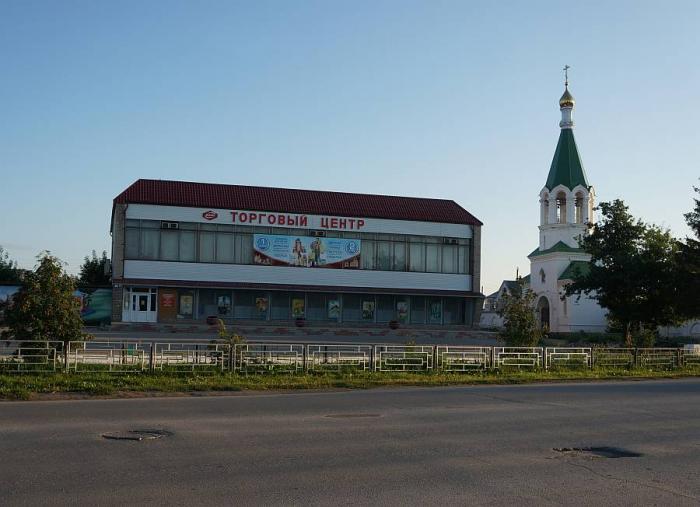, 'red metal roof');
114,179,483,226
